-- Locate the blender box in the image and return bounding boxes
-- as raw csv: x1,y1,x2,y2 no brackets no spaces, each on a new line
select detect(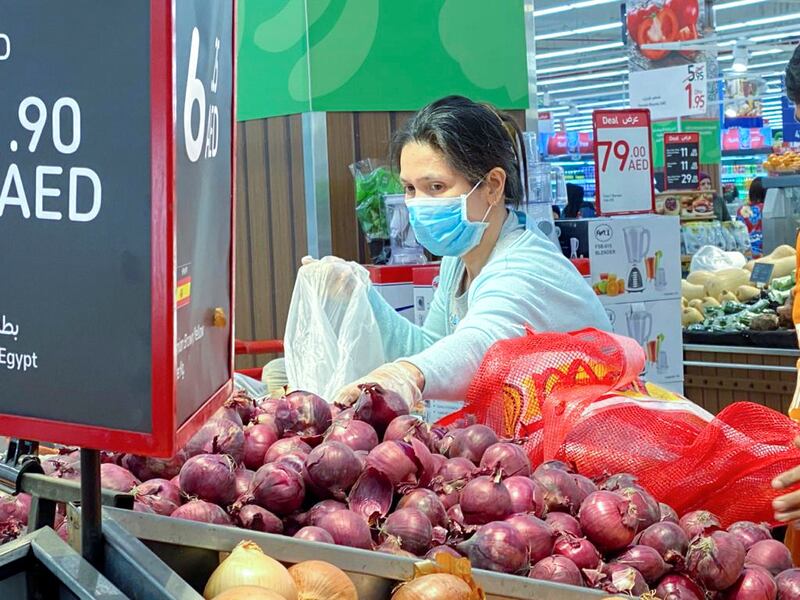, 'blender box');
556,215,681,306
603,298,684,386
413,264,441,326
366,265,415,322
